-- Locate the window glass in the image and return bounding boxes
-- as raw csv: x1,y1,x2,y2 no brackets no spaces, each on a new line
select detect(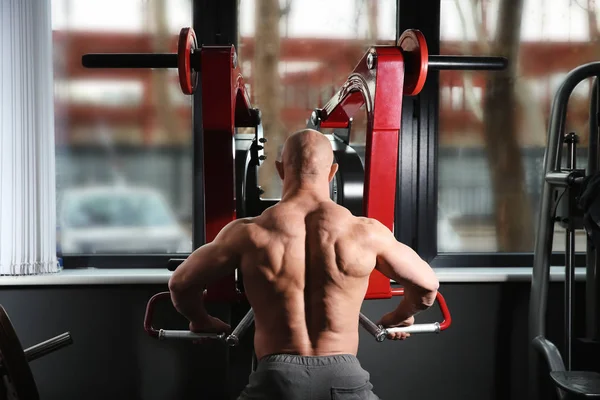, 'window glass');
438,0,595,253
238,0,397,198
52,0,193,255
